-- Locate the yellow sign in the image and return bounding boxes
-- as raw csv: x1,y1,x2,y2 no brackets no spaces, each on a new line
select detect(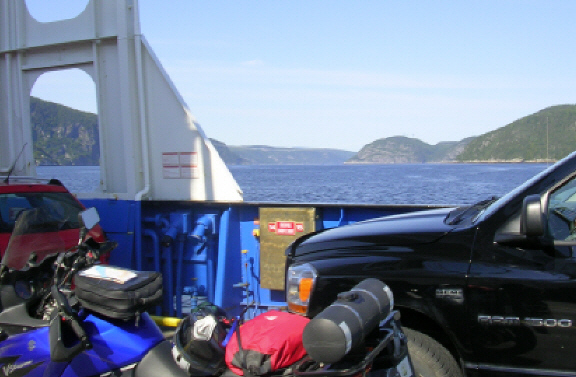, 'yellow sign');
258,207,316,290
